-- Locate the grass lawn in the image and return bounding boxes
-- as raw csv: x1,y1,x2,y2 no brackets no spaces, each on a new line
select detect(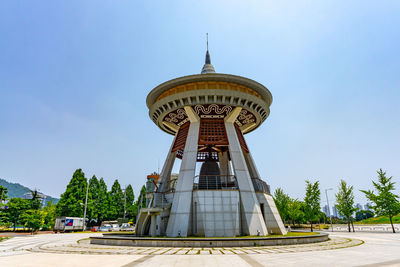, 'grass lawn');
355,214,400,224
0,237,10,242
